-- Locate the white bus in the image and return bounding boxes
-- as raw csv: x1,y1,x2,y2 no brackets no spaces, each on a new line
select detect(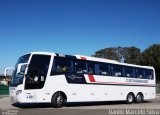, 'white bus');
10,52,156,108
